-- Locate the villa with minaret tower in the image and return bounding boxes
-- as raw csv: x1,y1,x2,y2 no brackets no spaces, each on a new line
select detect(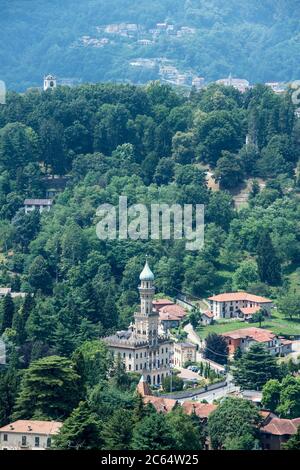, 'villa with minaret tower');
103,259,173,385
